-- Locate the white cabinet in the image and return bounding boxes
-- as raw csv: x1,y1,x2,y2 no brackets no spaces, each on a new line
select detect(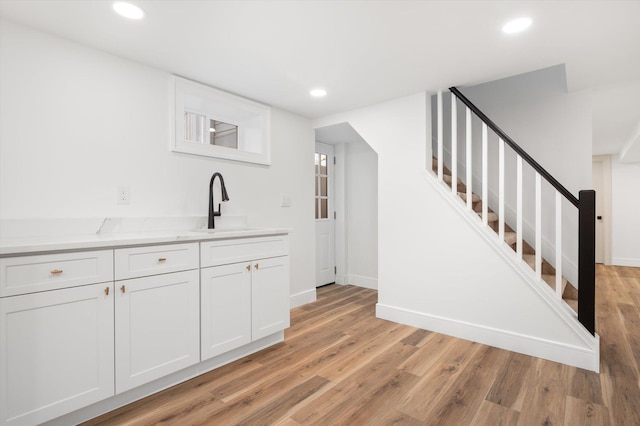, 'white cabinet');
0,282,114,426
114,244,199,393
251,256,290,340
201,263,252,359
200,236,290,361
